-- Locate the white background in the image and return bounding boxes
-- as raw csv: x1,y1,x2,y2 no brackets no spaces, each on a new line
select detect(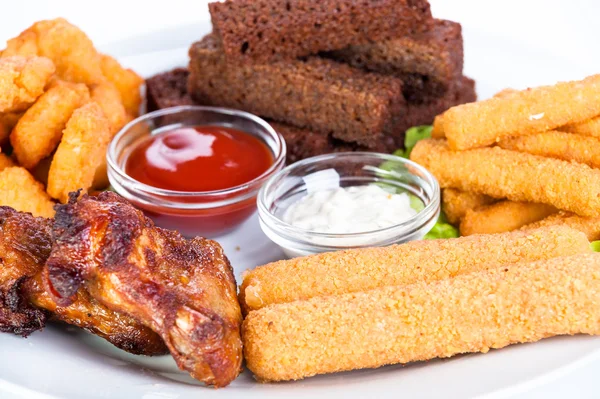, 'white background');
0,1,599,398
